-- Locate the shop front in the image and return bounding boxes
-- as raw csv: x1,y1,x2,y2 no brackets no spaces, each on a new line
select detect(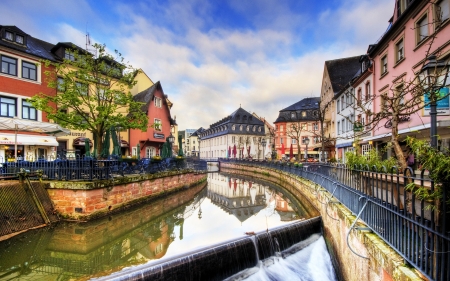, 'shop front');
0,133,59,162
